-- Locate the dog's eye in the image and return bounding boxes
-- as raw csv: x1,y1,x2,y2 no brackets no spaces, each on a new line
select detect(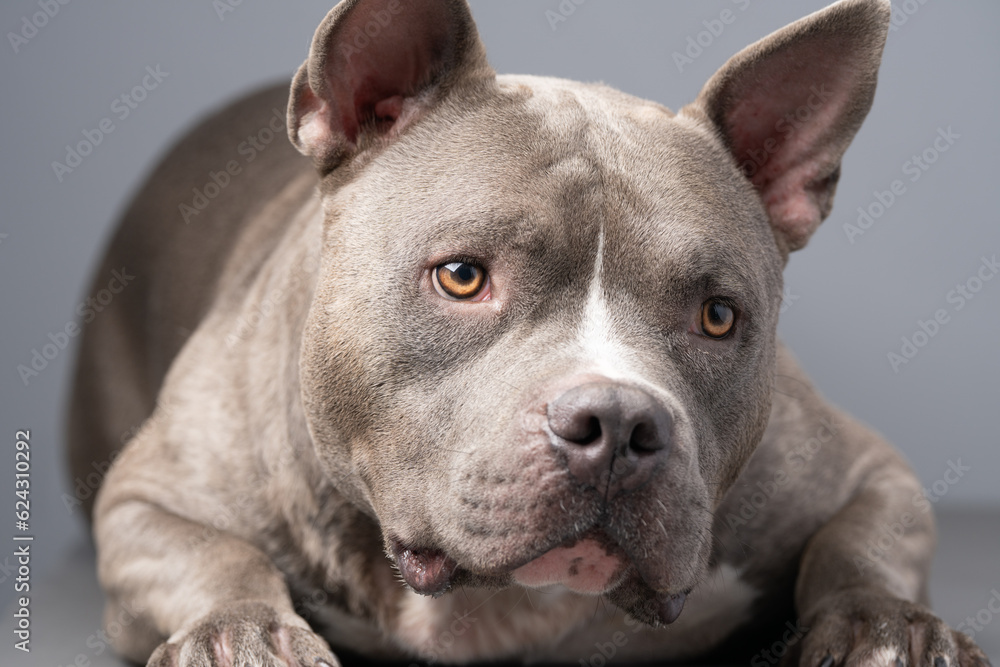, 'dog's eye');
433,262,487,300
700,300,736,339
